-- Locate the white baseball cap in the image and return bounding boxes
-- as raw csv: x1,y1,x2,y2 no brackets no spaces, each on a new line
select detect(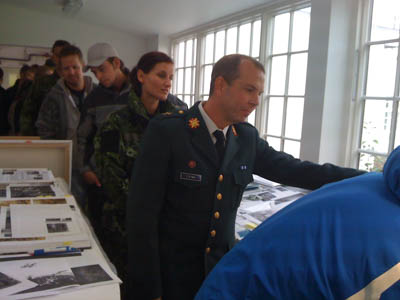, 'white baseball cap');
87,42,119,67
